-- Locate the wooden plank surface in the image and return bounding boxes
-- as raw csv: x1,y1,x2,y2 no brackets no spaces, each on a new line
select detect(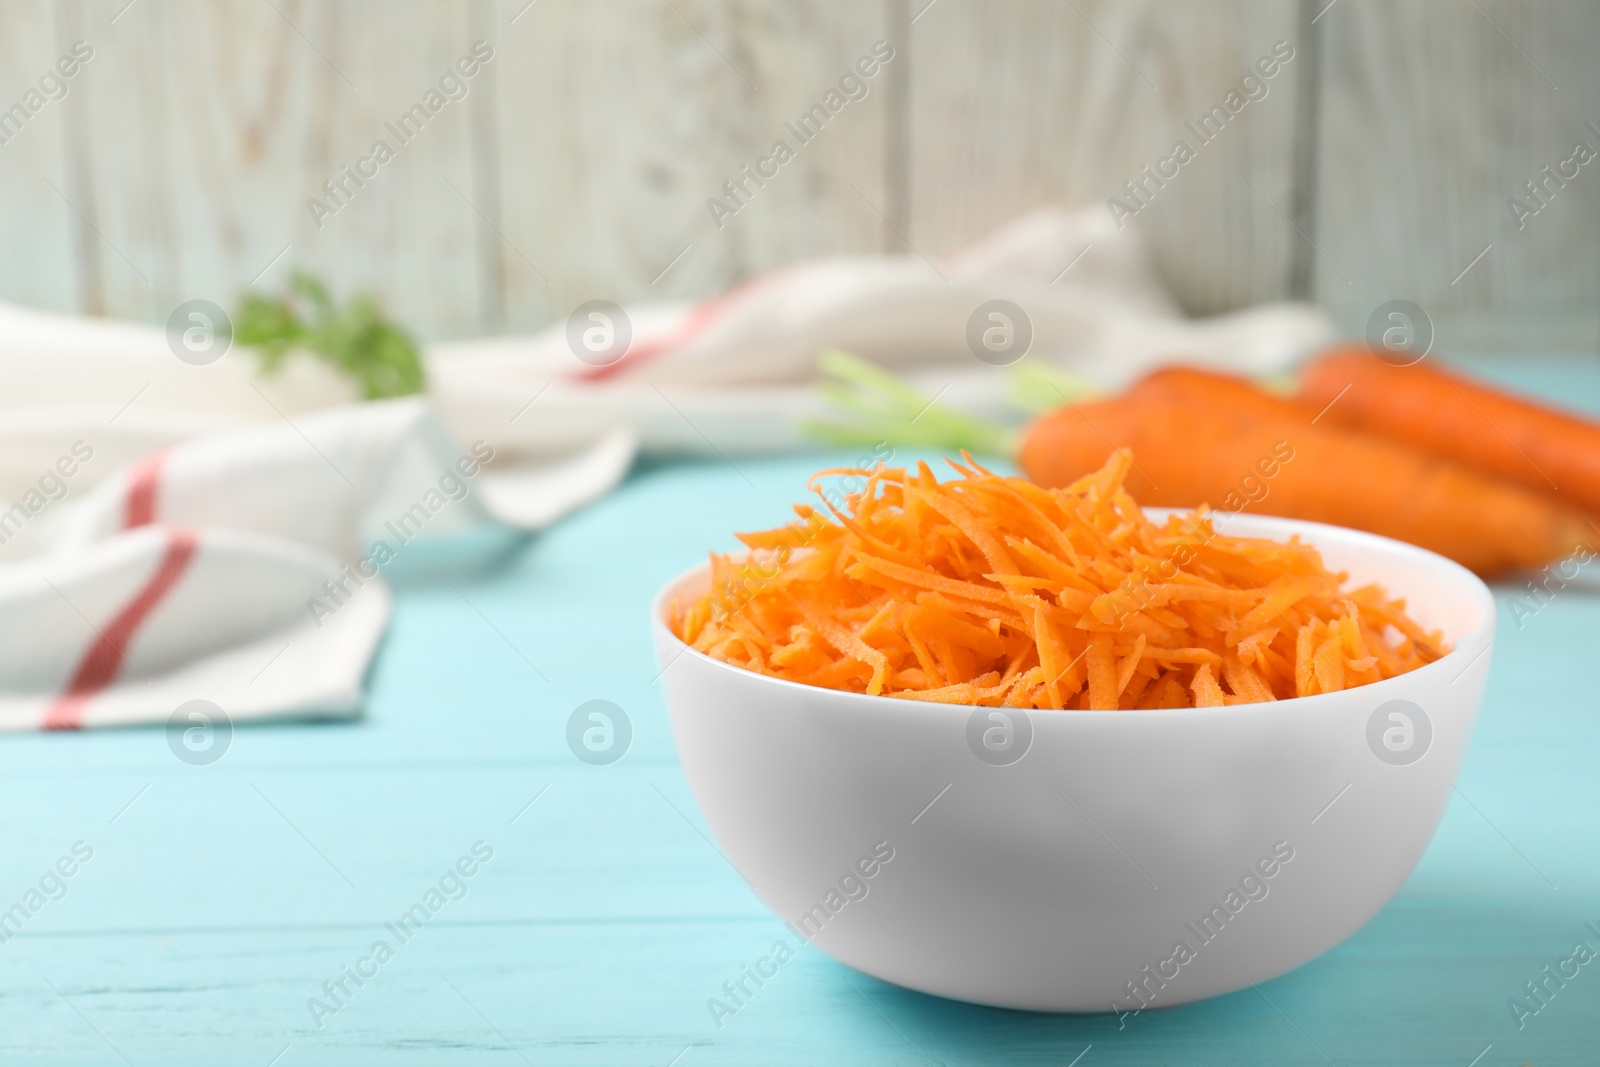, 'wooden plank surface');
1312,0,1600,353
56,0,496,337
1,358,1599,1063
490,0,894,332
0,0,80,313
905,0,1306,315
1,1,1599,344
